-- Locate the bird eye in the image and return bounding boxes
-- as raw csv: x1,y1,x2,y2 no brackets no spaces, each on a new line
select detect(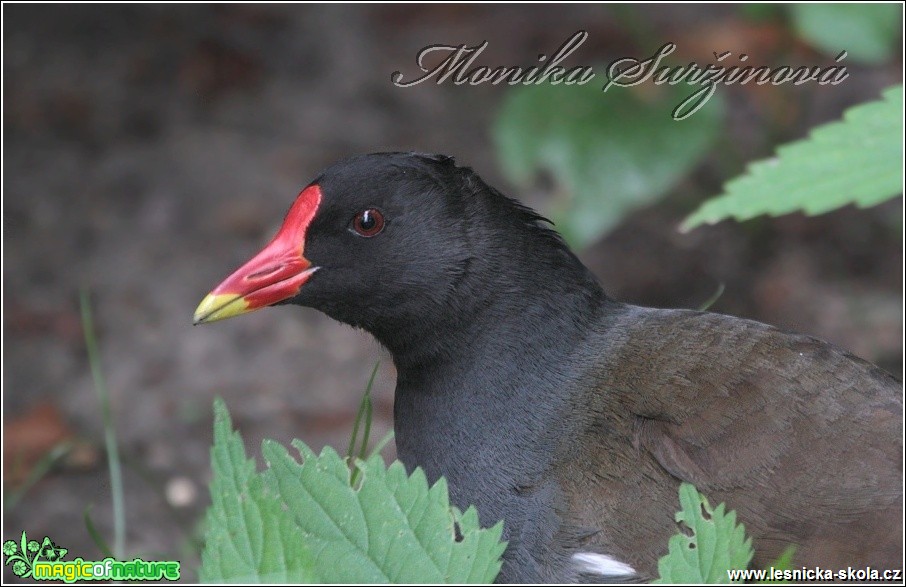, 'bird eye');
351,209,385,237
